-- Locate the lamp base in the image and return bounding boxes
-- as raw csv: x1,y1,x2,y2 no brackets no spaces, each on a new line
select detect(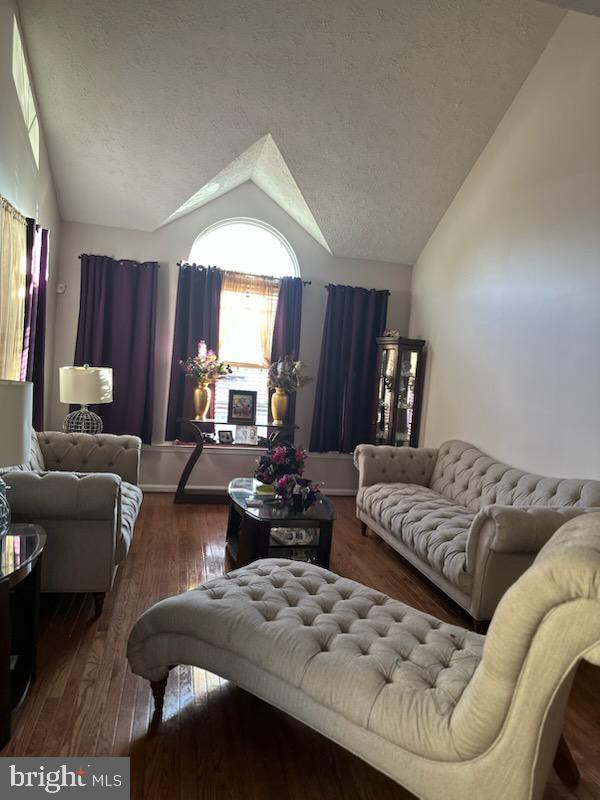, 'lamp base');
0,478,10,537
63,405,104,435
